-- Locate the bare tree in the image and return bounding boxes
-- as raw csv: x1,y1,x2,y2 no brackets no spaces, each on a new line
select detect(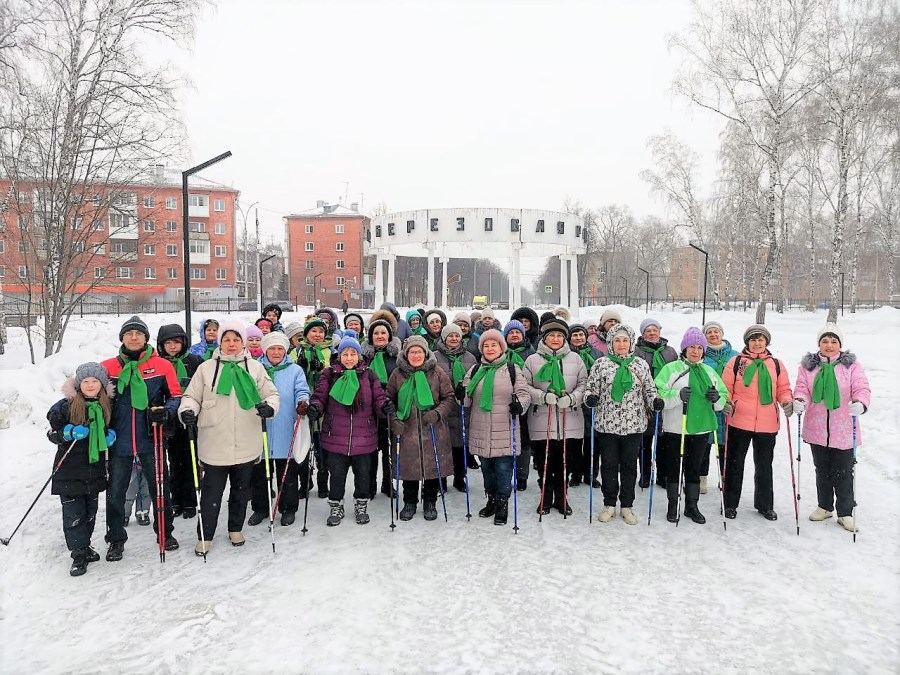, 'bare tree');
563,197,599,300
